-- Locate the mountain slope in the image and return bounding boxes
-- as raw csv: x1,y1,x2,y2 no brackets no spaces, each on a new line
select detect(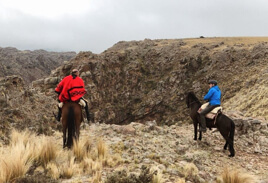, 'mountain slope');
0,47,76,84
37,37,268,124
